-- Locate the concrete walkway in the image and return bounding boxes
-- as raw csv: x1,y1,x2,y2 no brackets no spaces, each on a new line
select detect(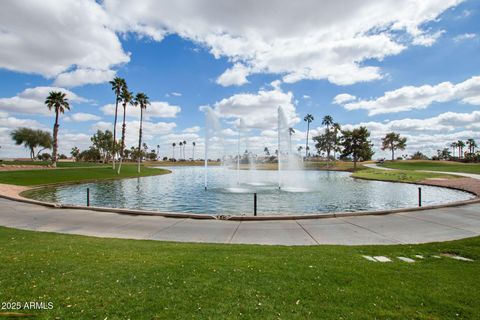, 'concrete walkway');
1,197,480,245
